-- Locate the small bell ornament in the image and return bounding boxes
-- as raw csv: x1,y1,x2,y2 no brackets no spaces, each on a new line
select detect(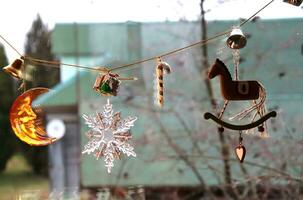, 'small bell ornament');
226,27,247,49
3,58,24,79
